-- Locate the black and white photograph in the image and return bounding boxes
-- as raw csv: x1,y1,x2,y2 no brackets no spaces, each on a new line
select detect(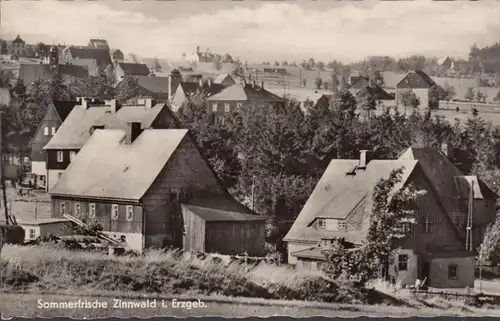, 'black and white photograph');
1,0,500,318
